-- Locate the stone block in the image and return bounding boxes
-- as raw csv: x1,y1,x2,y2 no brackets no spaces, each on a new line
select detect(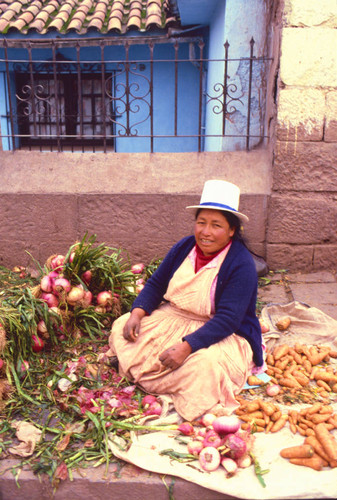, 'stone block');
290,282,337,317
286,271,336,283
313,244,337,270
267,195,337,244
273,141,337,191
266,244,314,272
280,28,337,87
325,91,337,142
276,88,325,141
0,194,78,244
284,0,337,28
